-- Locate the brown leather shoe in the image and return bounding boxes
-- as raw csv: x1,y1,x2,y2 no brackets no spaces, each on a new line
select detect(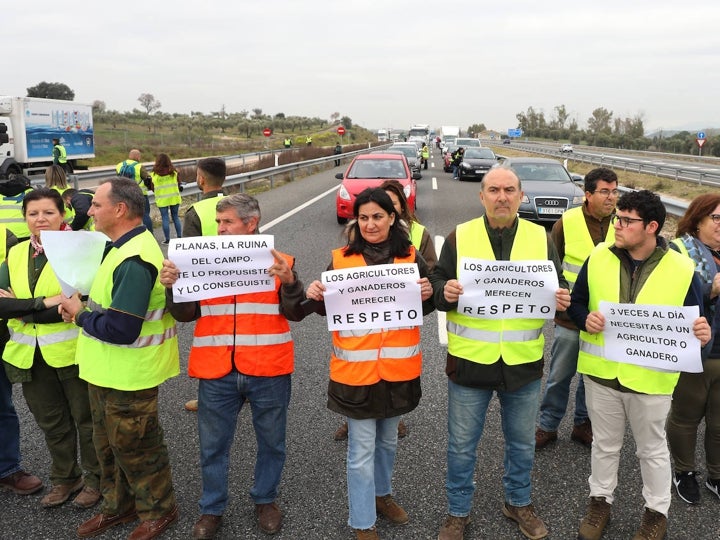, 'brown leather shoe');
72,485,101,509
334,421,348,441
397,419,408,439
192,514,222,539
571,419,593,447
0,470,43,495
376,494,409,524
438,514,471,540
185,399,199,412
77,509,138,538
535,428,558,449
40,478,83,507
502,502,548,539
355,527,379,539
128,505,179,540
256,502,282,534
